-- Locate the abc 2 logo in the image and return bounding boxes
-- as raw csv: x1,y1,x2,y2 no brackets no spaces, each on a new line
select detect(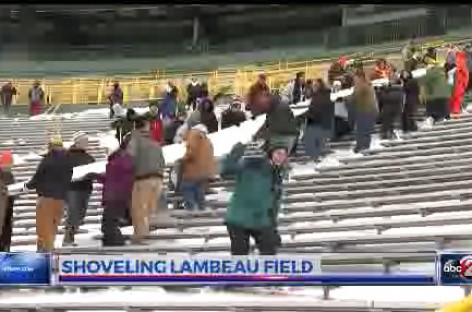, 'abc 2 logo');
441,255,472,280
